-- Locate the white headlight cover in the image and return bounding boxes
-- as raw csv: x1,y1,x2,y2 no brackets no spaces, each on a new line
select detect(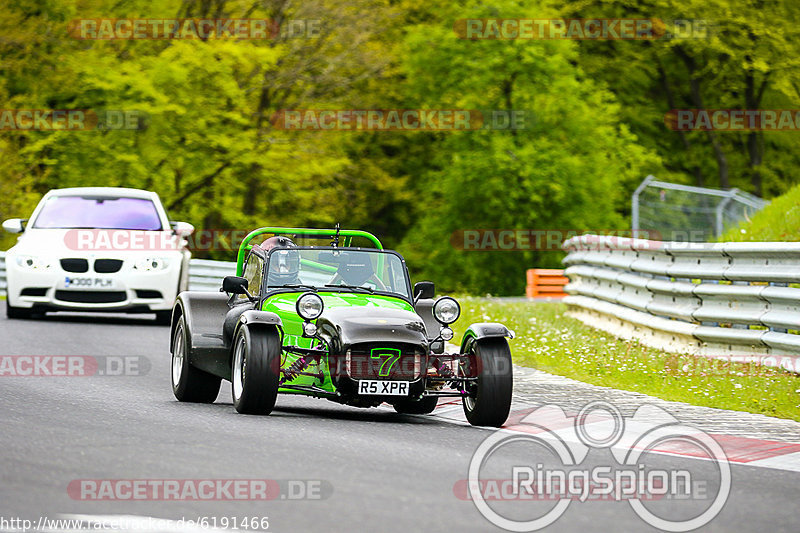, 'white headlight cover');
296,292,324,320
133,257,170,271
15,255,51,270
433,296,460,325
